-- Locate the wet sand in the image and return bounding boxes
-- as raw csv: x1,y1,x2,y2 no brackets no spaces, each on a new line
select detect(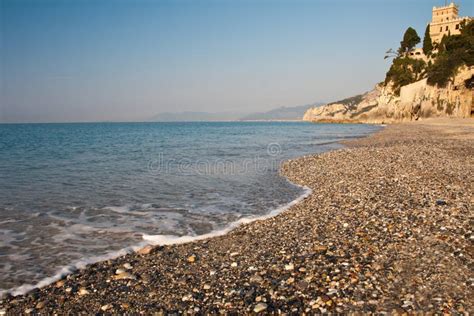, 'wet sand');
1,118,473,314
